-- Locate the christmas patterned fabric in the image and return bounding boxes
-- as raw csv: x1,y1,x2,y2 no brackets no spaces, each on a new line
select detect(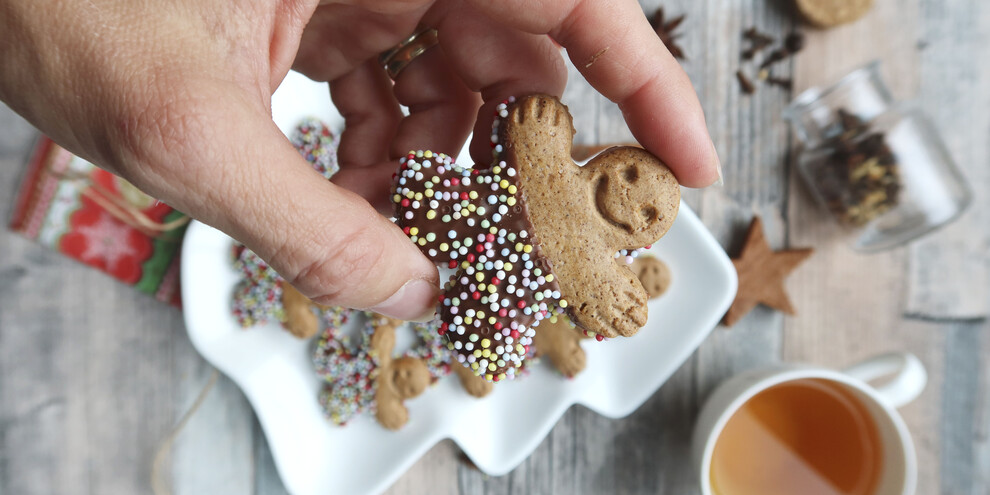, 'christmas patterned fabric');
10,137,187,306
